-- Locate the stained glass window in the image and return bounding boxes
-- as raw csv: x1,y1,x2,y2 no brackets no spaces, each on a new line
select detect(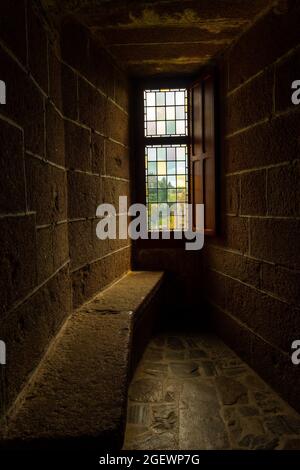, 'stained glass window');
144,87,189,231
144,89,188,137
145,145,188,230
